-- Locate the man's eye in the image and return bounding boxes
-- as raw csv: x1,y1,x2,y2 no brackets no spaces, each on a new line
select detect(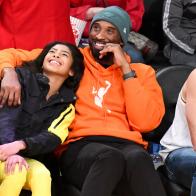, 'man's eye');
92,25,99,31
107,29,113,34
